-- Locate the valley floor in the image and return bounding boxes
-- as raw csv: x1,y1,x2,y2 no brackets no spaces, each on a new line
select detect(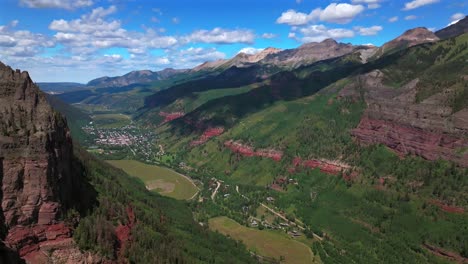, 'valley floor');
106,159,199,200
209,216,318,264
